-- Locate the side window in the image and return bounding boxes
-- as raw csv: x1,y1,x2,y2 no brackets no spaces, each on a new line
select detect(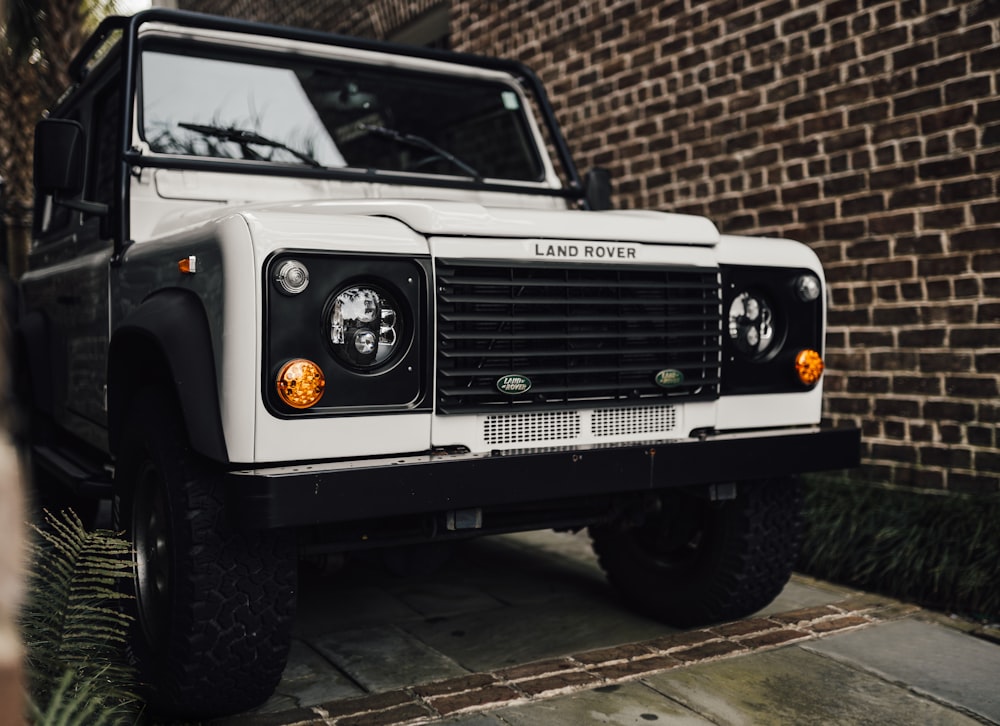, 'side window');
89,79,122,216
